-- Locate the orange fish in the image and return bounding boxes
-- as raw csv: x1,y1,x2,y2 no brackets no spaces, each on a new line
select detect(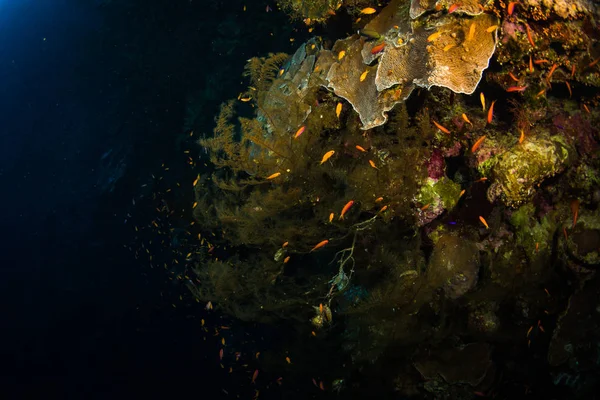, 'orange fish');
508,72,519,82
589,57,600,68
529,55,534,73
379,205,388,213
339,200,354,220
547,63,558,82
360,69,369,82
525,24,535,47
534,59,549,65
294,125,306,139
571,199,579,227
220,348,224,360
336,102,342,118
329,213,334,222
487,100,496,124
506,86,527,92
519,130,525,144
319,303,324,314
583,104,590,113
310,240,329,252
448,3,460,13
471,135,486,153
479,216,489,229
480,92,486,111
355,145,367,152
459,189,466,197
486,25,498,33
467,22,475,41
507,1,516,15
375,197,384,203
320,150,335,165
370,42,385,54
283,256,290,264
474,177,488,183
432,120,450,134
427,31,442,42
266,172,281,180
252,369,259,384
282,241,289,247
420,204,430,211
565,81,572,97
360,7,377,14
462,113,472,125
285,357,291,364
193,175,199,186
